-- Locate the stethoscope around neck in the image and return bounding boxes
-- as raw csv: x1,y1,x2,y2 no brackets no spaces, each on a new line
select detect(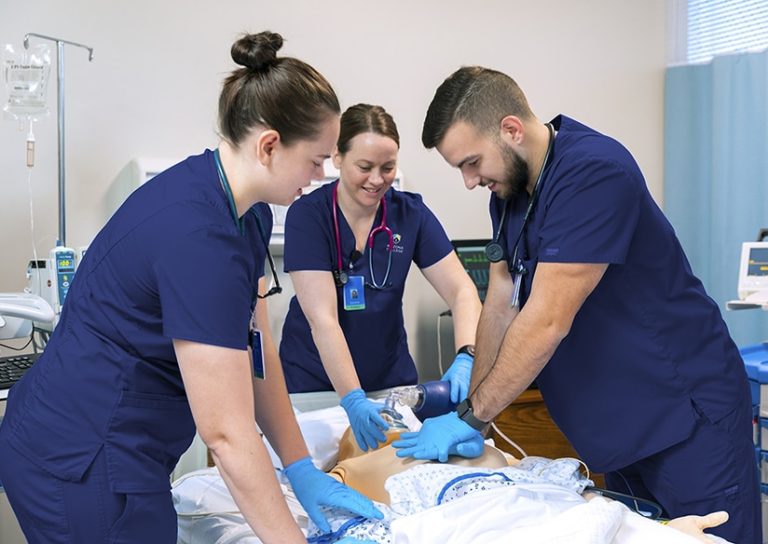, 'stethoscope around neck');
485,122,556,266
213,148,282,299
332,181,393,290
